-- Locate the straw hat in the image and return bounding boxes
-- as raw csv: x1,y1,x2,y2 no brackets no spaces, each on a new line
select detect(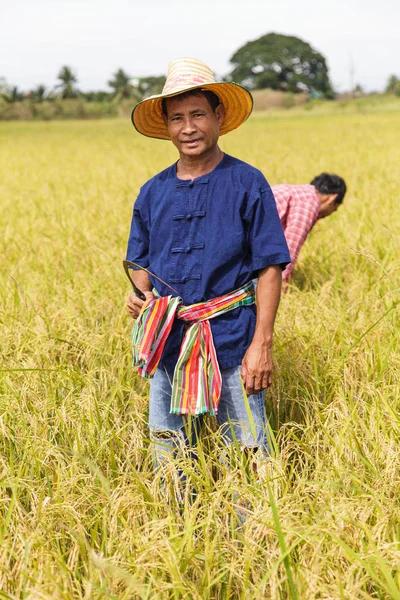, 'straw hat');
132,57,253,140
